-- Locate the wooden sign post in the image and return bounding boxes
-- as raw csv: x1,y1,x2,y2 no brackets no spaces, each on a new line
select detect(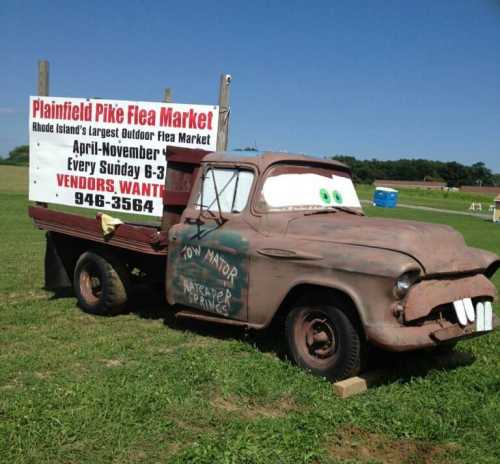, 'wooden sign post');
36,60,49,207
38,60,49,97
216,74,231,152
